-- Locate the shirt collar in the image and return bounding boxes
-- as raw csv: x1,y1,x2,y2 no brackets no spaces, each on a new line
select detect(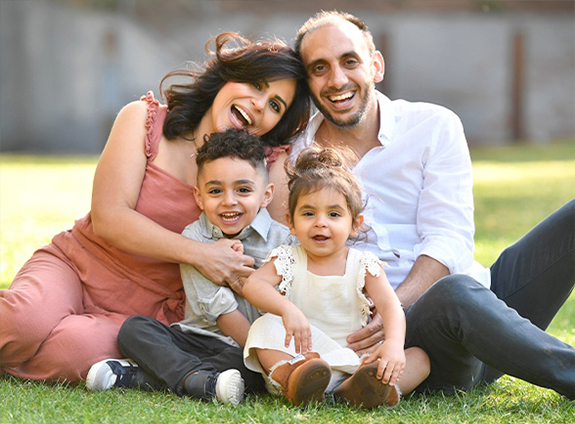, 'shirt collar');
198,208,274,242
302,90,395,148
375,90,395,148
